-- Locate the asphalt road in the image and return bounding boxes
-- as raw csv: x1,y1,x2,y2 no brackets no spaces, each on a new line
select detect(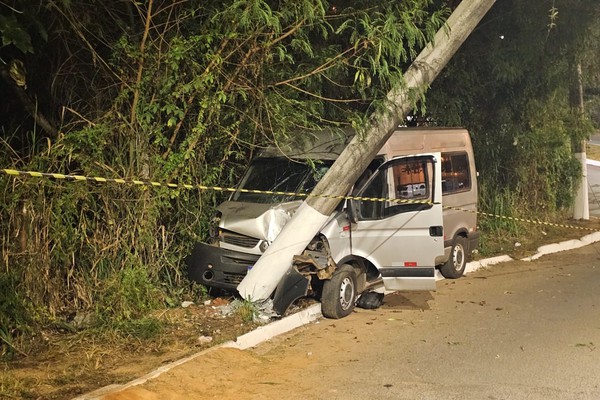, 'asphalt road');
588,134,600,146
104,243,600,400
